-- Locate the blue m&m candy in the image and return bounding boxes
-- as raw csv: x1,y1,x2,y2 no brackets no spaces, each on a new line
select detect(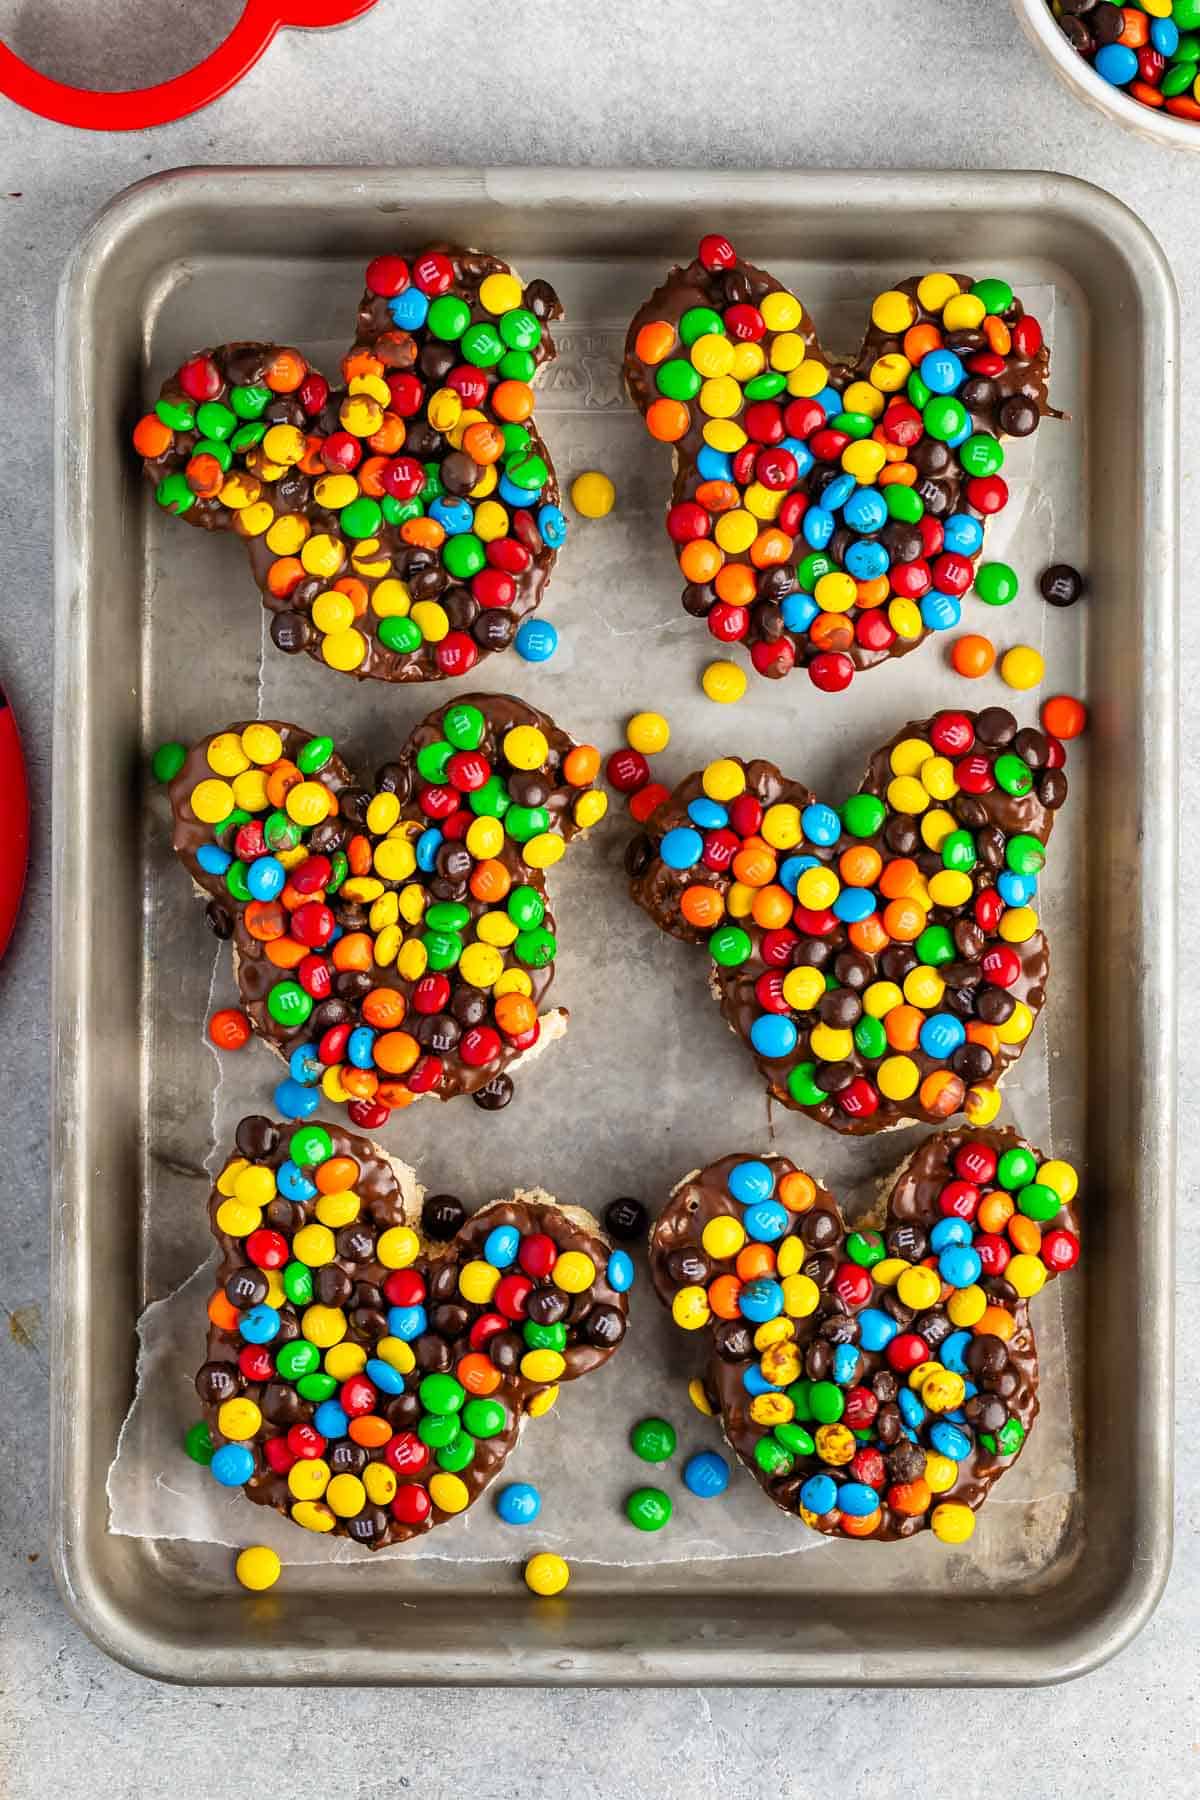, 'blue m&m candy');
660,827,703,870
799,1473,838,1516
211,1443,255,1487
749,1014,798,1060
727,1160,775,1206
683,1450,730,1498
496,1482,541,1525
484,1225,521,1268
606,1249,635,1292
515,618,559,663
